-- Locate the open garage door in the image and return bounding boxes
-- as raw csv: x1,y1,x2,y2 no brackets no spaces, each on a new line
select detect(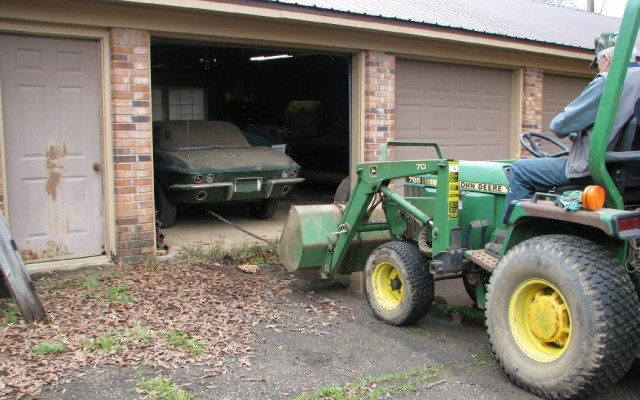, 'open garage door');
150,39,350,228
396,59,513,162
